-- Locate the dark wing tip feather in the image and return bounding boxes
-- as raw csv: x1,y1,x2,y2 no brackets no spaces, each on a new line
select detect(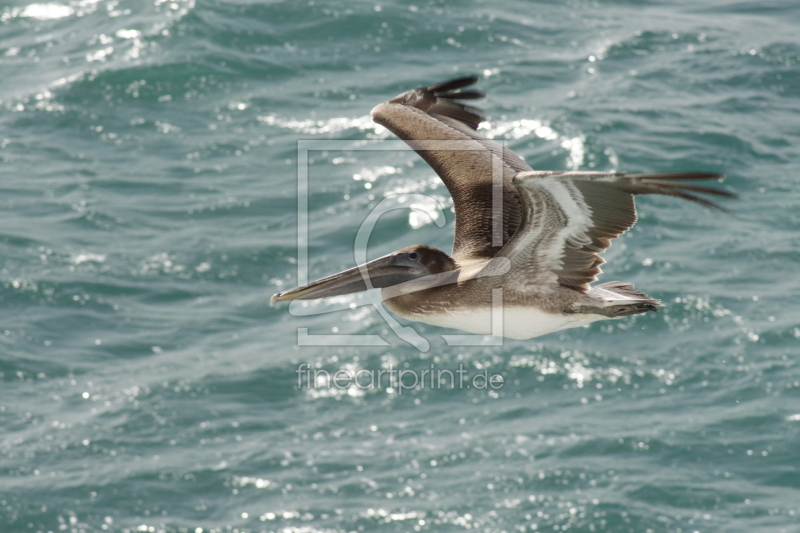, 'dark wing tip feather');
436,90,485,100
428,100,485,130
421,76,486,130
636,172,723,181
633,173,737,214
656,187,733,214
428,76,480,93
385,77,486,129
